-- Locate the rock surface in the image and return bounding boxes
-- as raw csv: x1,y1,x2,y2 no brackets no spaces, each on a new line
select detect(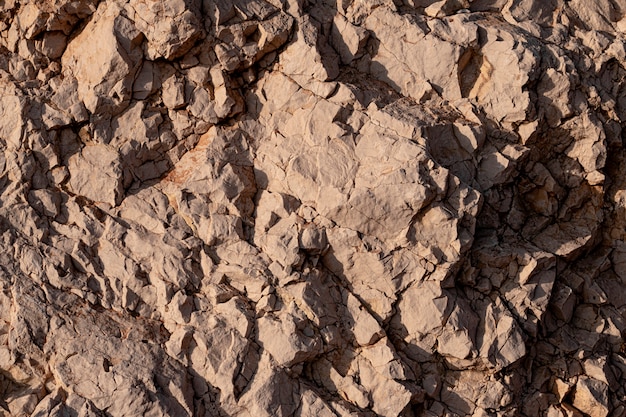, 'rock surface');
1,0,626,416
